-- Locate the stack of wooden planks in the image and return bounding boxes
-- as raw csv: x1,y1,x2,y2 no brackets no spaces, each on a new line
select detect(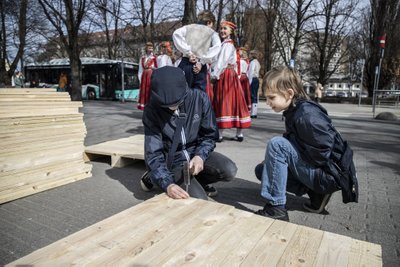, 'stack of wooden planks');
6,194,382,266
0,88,92,204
